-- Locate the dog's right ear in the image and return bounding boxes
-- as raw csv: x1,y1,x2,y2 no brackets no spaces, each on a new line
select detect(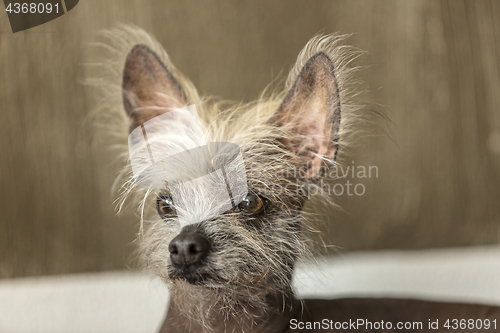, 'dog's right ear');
122,44,187,132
